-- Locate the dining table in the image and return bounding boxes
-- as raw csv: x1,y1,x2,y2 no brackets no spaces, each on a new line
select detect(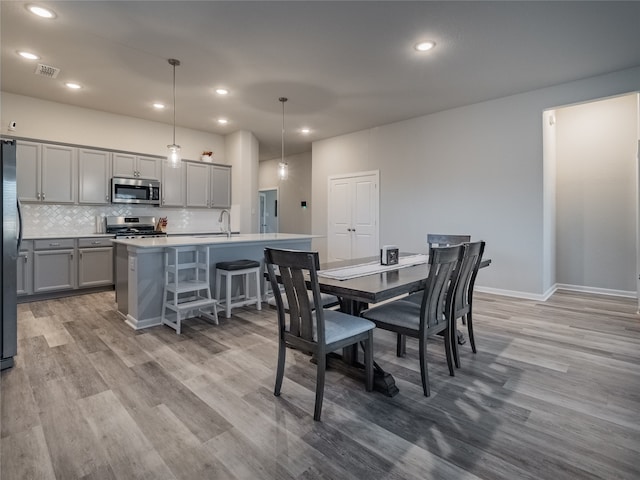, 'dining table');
313,253,492,397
